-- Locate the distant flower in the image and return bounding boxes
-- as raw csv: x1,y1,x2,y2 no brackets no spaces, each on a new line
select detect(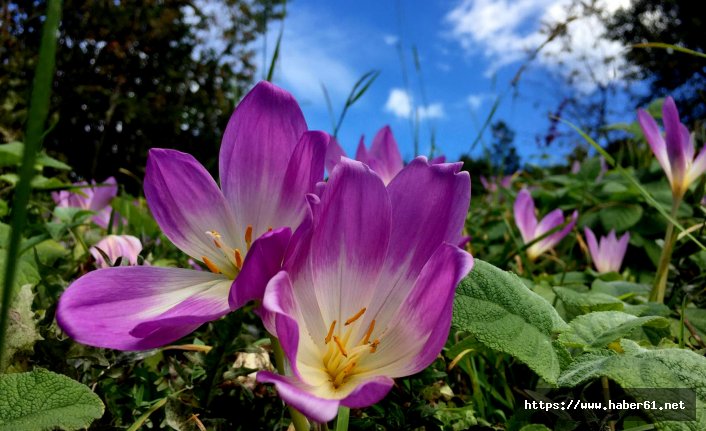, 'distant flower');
638,96,706,199
571,160,581,174
90,235,143,268
257,158,473,422
326,126,403,185
480,174,513,192
57,82,329,350
584,227,629,273
513,189,577,260
52,177,121,228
